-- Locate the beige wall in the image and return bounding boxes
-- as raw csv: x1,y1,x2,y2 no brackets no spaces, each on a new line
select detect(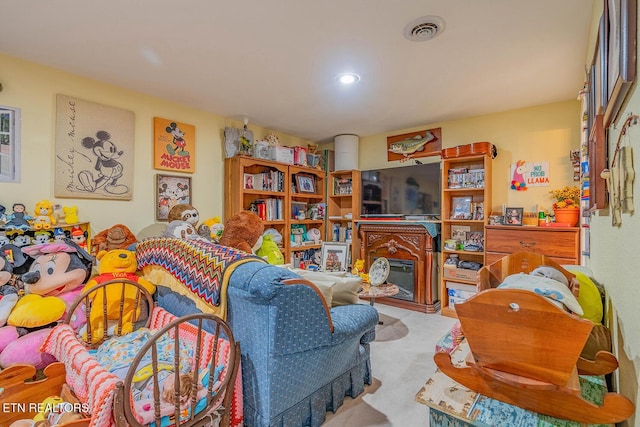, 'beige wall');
585,2,640,423
0,54,312,235
353,100,581,214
